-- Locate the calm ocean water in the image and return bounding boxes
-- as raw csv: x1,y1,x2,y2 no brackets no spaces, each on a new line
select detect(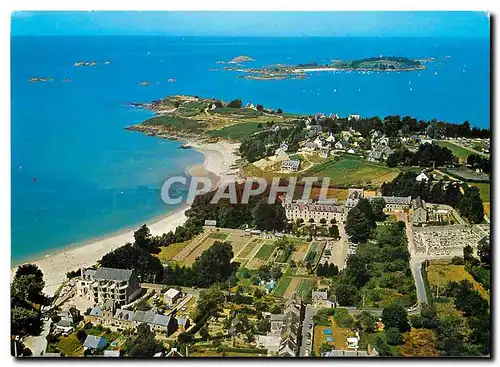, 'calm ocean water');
11,36,490,261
